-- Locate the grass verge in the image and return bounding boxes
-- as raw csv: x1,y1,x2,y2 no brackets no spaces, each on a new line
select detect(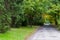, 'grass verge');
0,26,38,40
